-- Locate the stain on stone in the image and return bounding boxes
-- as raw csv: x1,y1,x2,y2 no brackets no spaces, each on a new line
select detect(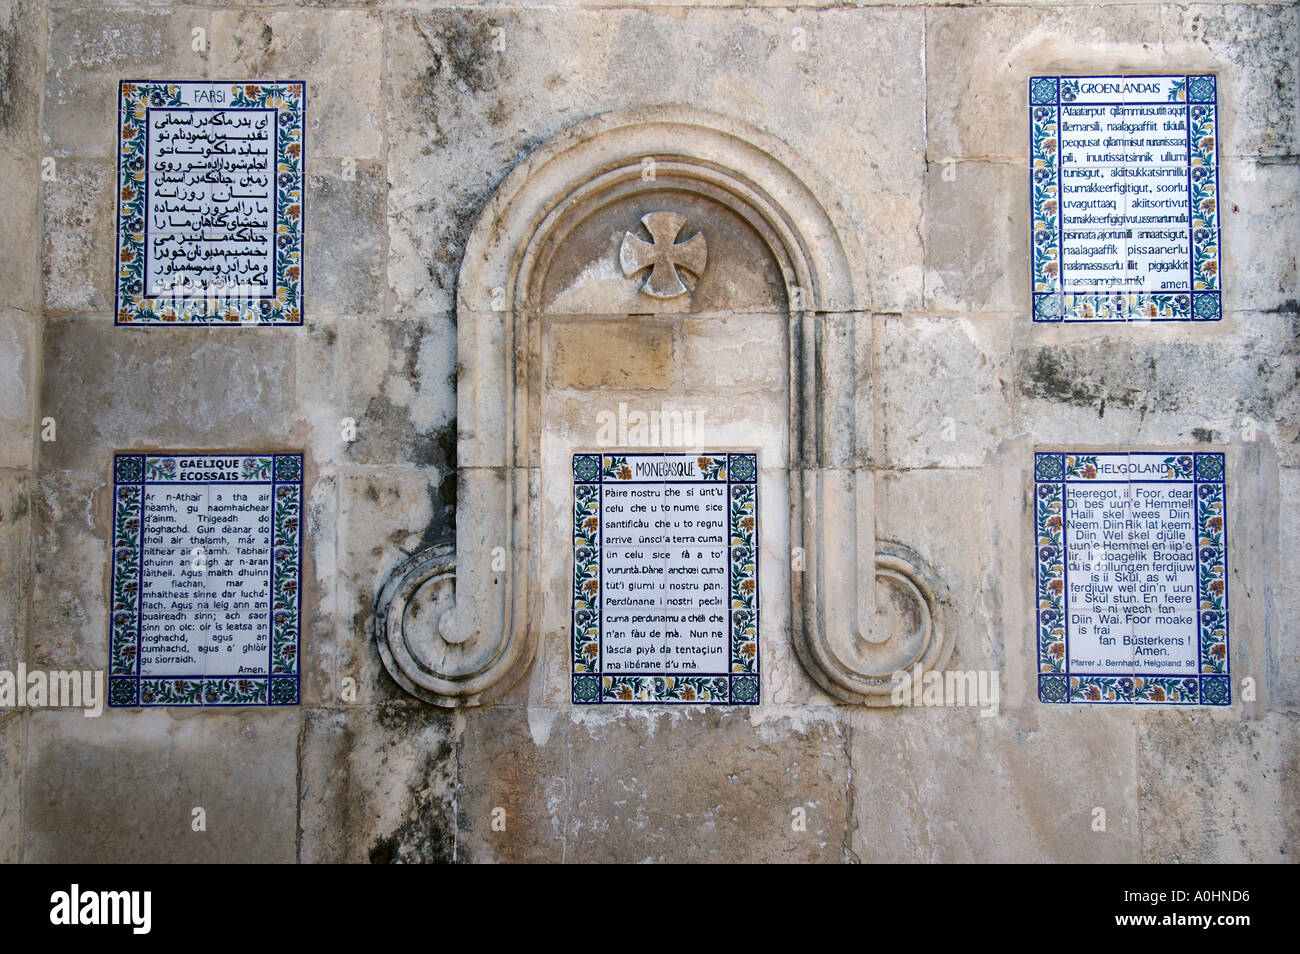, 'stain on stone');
367,707,457,864
1192,427,1217,443
0,2,37,141
434,422,456,535
1021,350,1106,409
